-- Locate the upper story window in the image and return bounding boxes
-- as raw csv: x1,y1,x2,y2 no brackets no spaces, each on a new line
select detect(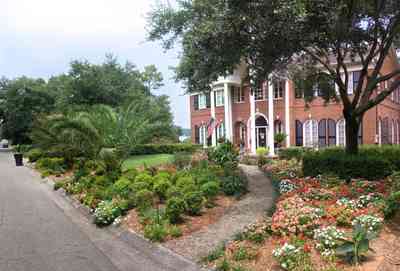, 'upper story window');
273,80,284,99
233,86,245,103
215,90,224,106
254,87,264,100
198,94,207,109
193,93,210,110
